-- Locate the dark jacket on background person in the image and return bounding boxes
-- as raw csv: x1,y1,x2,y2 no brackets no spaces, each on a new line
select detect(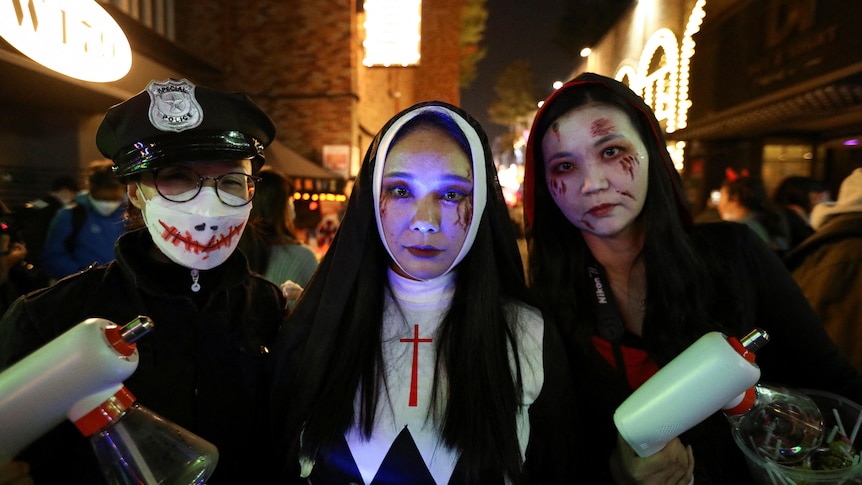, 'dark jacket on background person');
16,194,67,267
15,177,78,267
0,228,285,484
786,213,862,373
779,205,815,251
0,216,51,316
